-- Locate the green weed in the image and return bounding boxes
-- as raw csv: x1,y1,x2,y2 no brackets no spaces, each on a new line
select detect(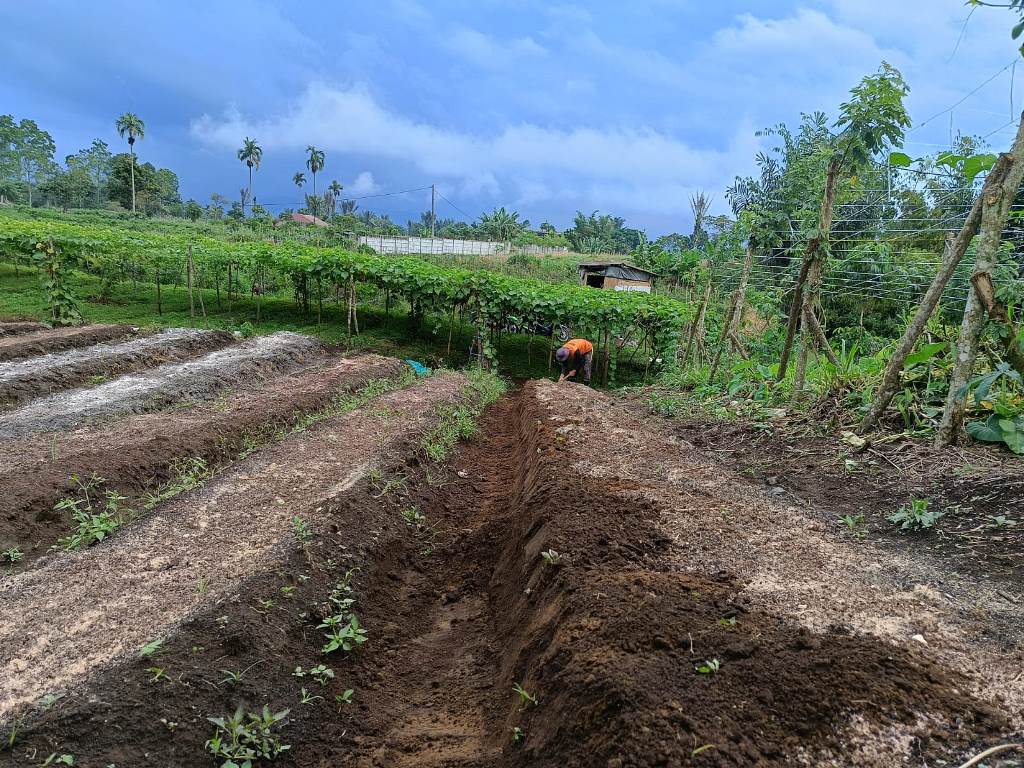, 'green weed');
888,498,944,531
55,474,127,551
205,705,291,766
